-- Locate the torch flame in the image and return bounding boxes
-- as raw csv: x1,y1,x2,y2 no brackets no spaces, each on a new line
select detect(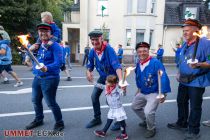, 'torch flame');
201,26,208,37
125,67,136,77
193,26,209,38
17,34,30,48
193,32,201,38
